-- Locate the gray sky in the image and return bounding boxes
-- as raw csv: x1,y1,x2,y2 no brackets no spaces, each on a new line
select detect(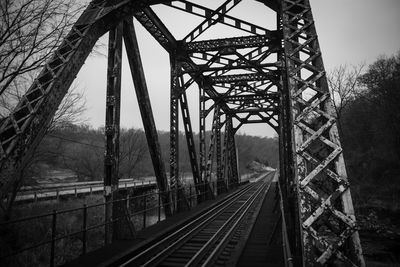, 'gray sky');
74,0,400,138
